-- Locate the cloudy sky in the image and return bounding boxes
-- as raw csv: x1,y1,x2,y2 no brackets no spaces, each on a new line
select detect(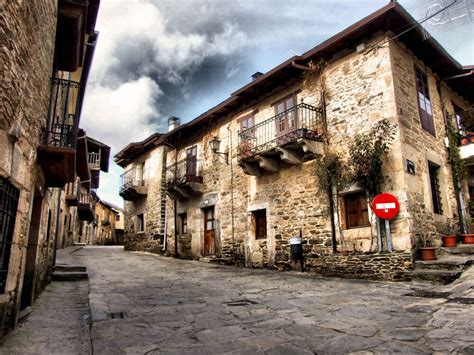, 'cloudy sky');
80,0,474,206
